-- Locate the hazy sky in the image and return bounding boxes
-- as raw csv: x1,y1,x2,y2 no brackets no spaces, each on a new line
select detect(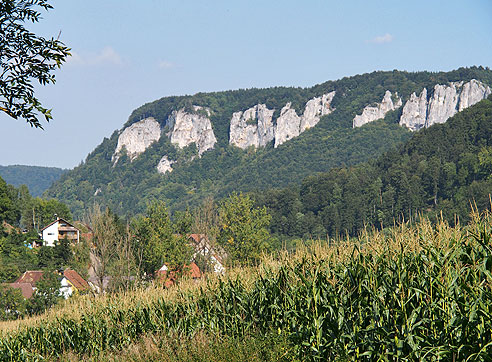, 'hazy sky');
1,0,491,168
